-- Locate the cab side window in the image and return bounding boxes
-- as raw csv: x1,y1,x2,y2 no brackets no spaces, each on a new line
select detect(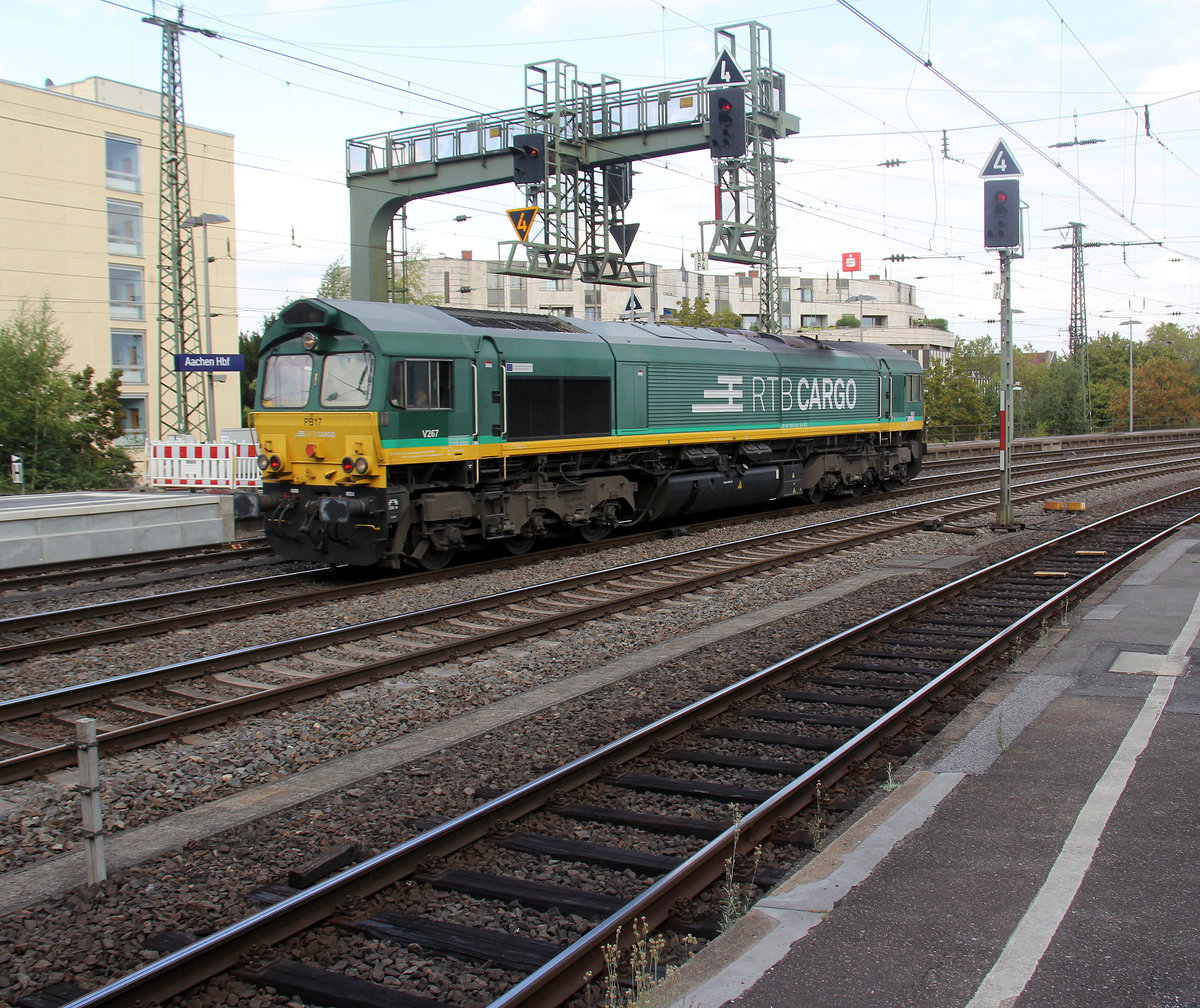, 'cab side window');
391,359,453,409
